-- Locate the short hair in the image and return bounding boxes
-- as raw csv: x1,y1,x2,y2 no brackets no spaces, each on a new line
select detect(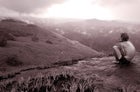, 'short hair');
121,33,129,41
